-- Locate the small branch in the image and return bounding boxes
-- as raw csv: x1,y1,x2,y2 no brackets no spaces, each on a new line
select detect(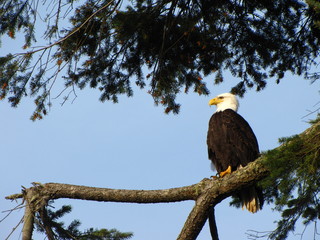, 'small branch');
5,193,24,200
208,208,219,240
39,205,56,240
1,203,25,222
246,229,272,240
5,216,24,240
